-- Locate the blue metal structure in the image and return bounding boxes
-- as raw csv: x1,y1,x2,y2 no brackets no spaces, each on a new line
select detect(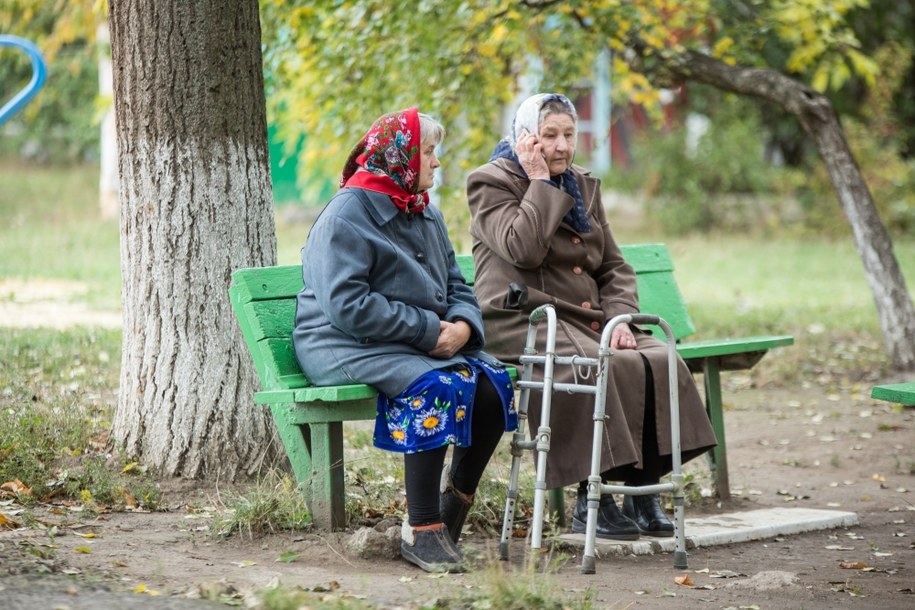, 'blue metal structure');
0,35,48,126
